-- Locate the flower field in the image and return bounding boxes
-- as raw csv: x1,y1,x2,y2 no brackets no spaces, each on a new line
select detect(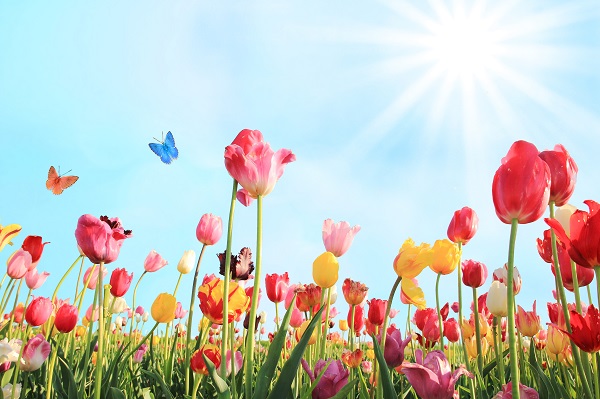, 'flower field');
0,130,597,399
